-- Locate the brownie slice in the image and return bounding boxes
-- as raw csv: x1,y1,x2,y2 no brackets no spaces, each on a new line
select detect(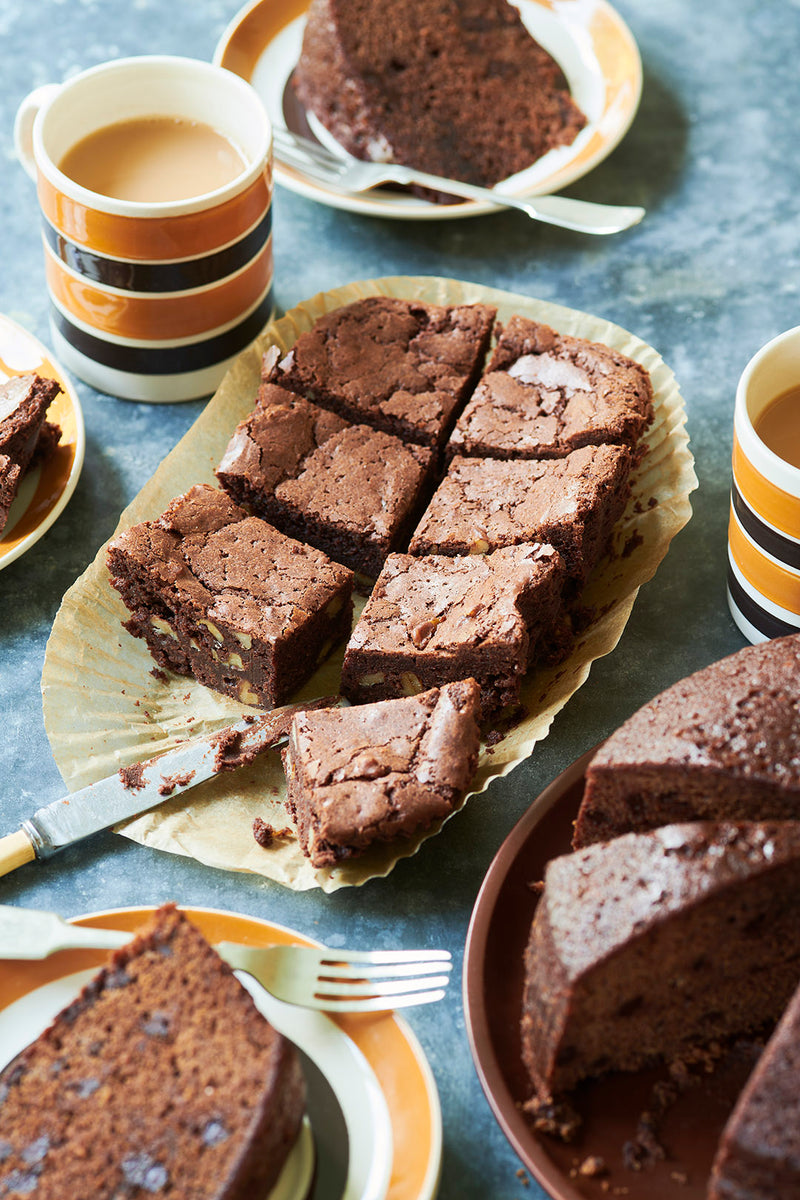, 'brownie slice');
293,0,585,203
270,296,497,449
107,484,354,709
216,386,433,577
0,373,62,534
409,443,633,584
0,905,305,1200
282,678,481,866
341,543,566,719
447,317,654,461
